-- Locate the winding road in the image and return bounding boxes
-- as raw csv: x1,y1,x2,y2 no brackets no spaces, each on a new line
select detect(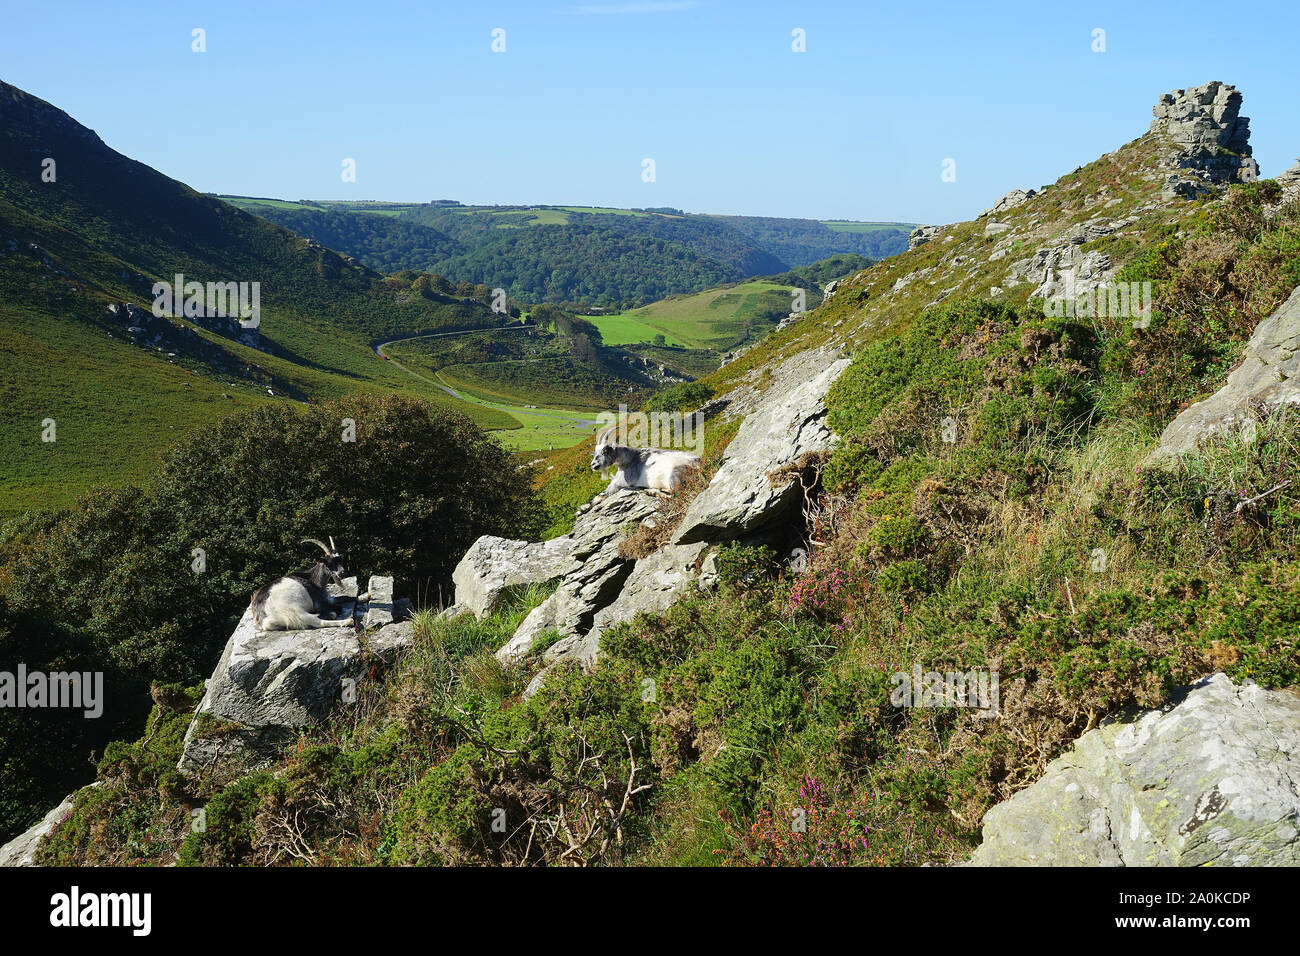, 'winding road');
373,324,599,429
